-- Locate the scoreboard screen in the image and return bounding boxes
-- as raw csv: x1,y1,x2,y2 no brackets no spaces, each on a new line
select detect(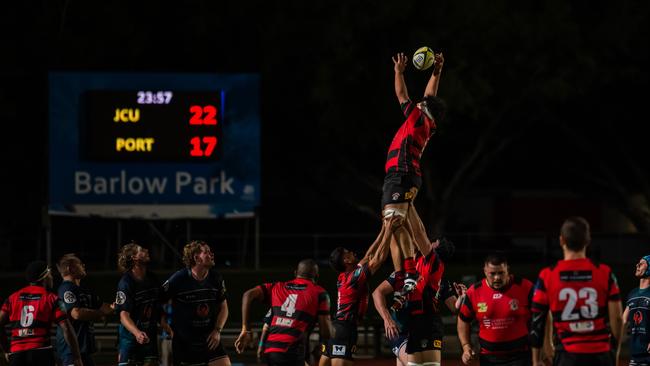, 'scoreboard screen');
83,90,224,161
